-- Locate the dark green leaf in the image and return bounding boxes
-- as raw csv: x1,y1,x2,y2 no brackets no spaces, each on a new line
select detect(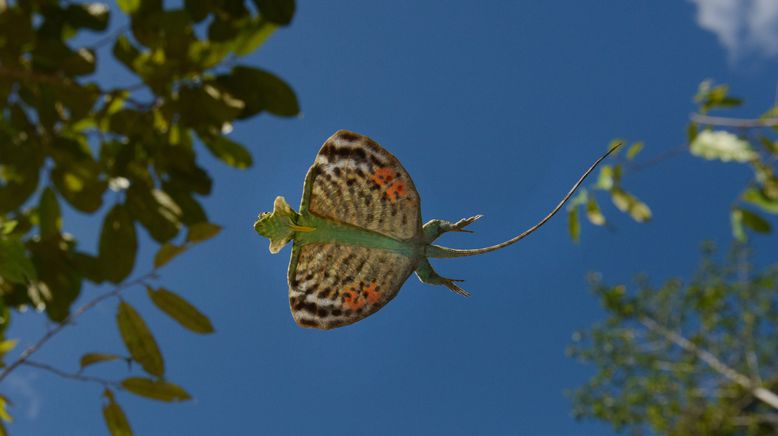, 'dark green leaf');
186,222,221,242
736,207,771,234
116,301,164,377
625,142,643,161
233,18,276,56
147,287,214,333
28,237,82,322
66,3,110,31
102,389,132,436
99,205,137,283
121,377,191,402
80,352,122,370
253,0,295,25
184,0,210,22
126,186,181,243
73,252,104,283
112,36,141,73
200,134,252,168
216,66,299,118
153,243,186,268
38,187,61,238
